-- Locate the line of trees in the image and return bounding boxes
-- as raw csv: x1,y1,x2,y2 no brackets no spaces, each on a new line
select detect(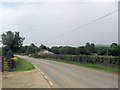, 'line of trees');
50,43,120,56
1,31,119,57
1,31,49,56
18,44,49,54
19,42,119,56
